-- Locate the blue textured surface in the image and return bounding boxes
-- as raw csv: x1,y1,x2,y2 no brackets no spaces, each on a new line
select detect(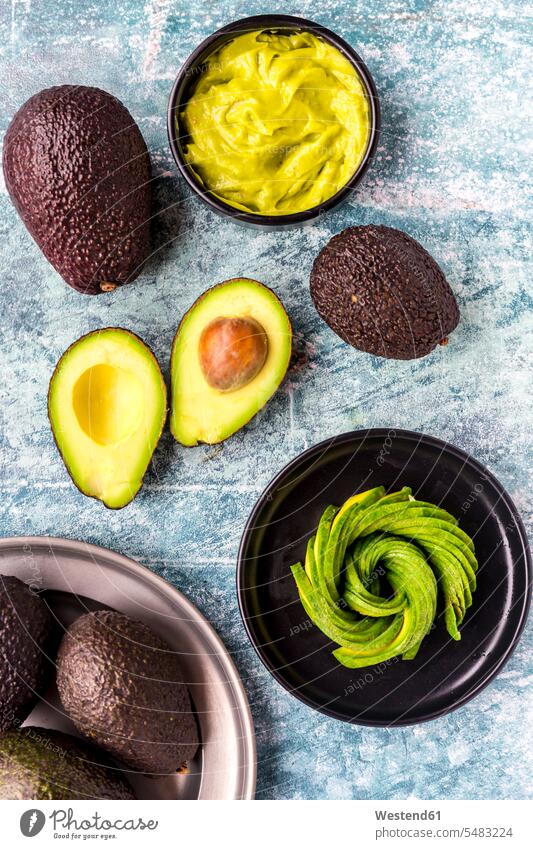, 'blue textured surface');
0,0,531,800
